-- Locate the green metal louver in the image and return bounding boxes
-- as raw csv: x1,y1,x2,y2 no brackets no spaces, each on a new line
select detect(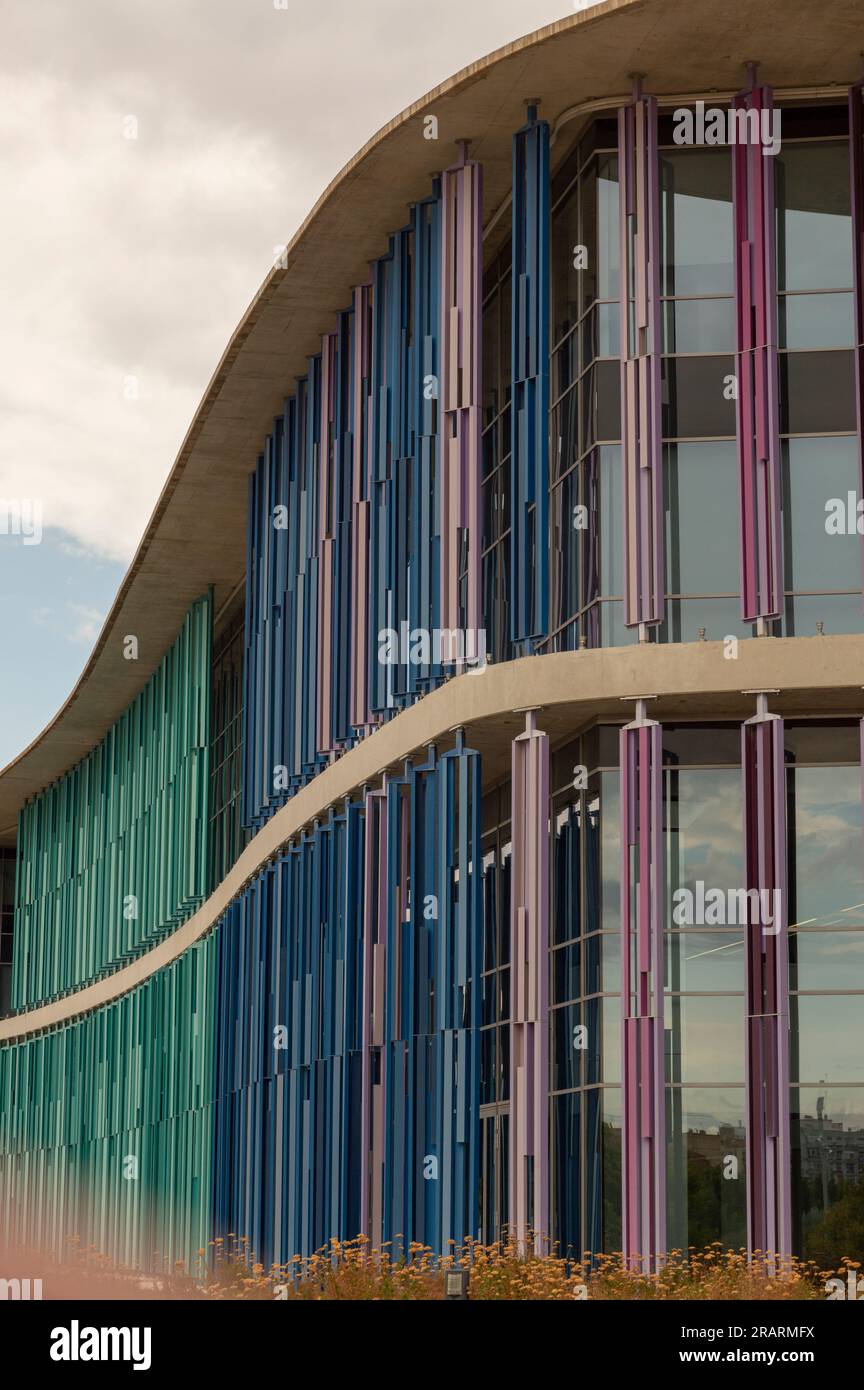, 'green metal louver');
11,595,211,1010
0,930,215,1272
